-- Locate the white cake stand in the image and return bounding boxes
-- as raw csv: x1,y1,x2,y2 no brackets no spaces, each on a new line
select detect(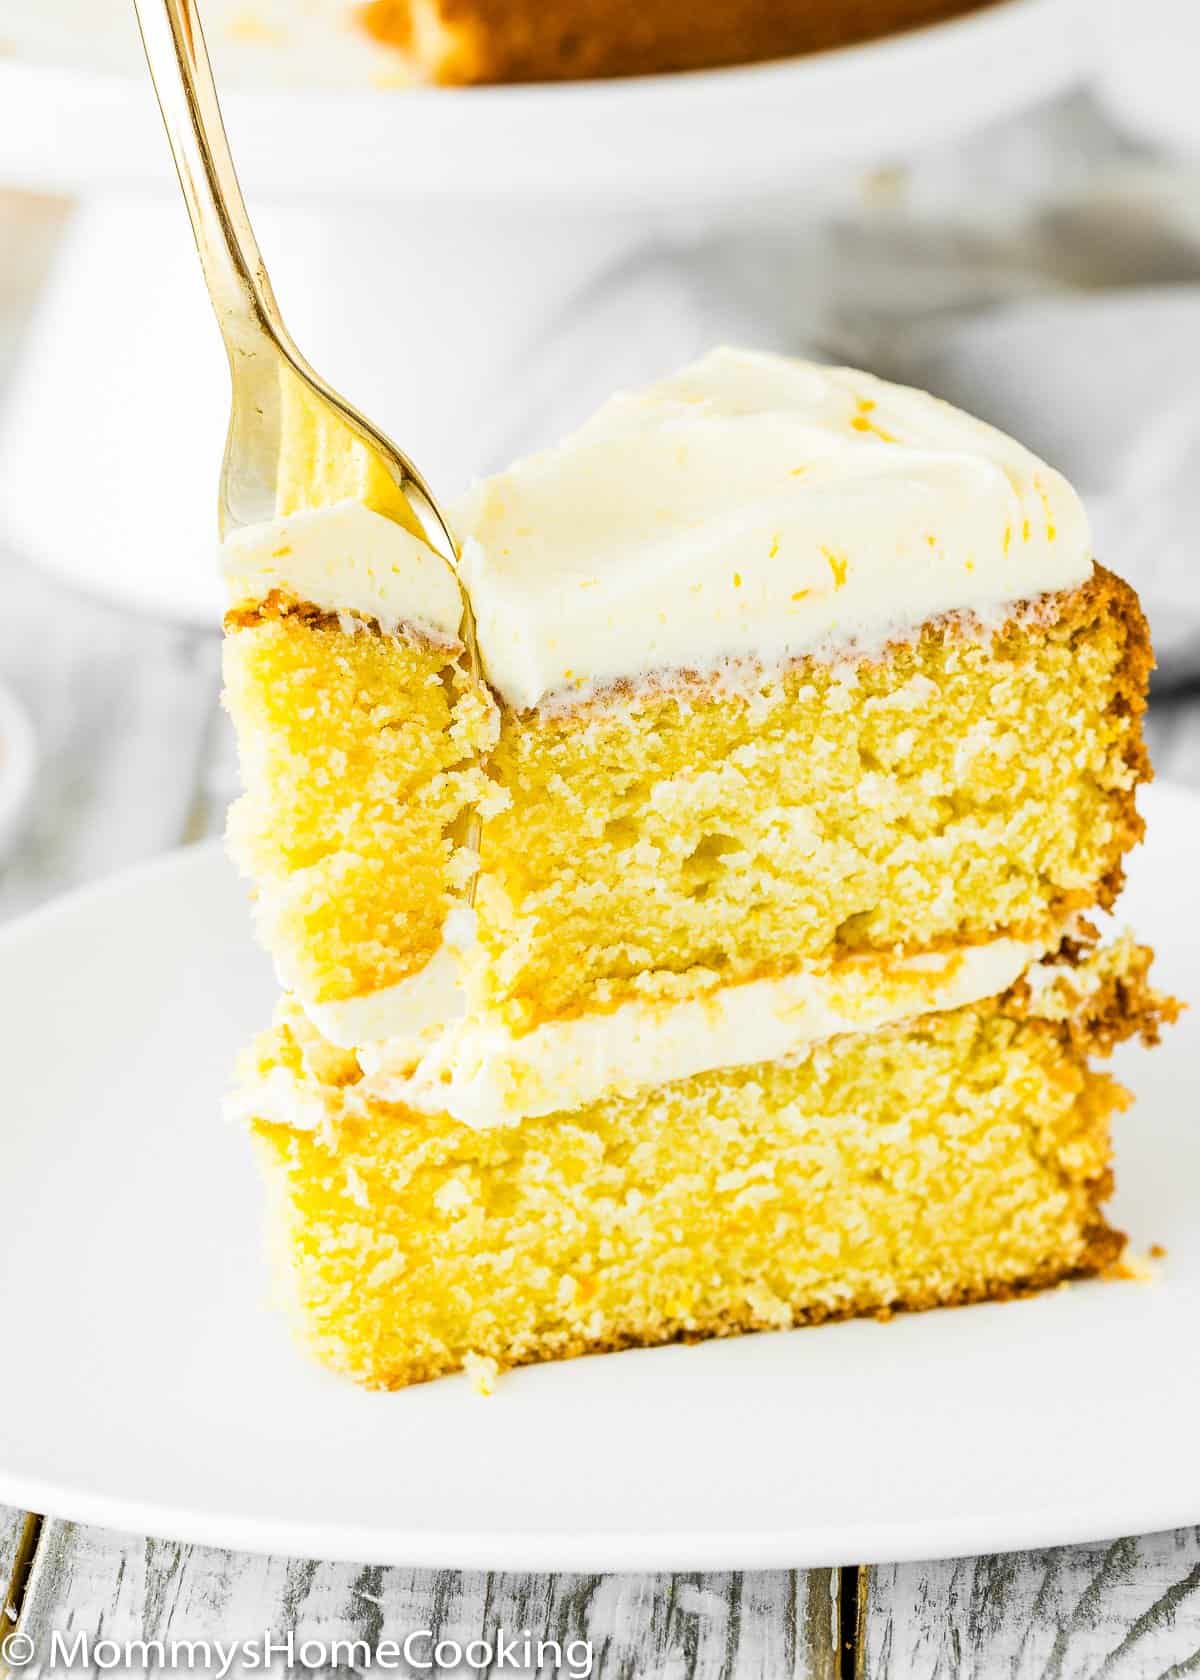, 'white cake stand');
0,0,1086,623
